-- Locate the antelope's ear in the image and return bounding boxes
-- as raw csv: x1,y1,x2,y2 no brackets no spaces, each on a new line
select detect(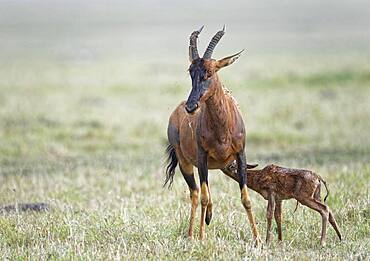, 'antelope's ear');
215,49,244,71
